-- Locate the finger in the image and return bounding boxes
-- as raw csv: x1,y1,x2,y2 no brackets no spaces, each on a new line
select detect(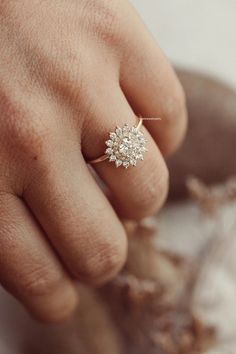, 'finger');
0,192,78,323
119,3,187,156
82,85,169,220
23,151,127,286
